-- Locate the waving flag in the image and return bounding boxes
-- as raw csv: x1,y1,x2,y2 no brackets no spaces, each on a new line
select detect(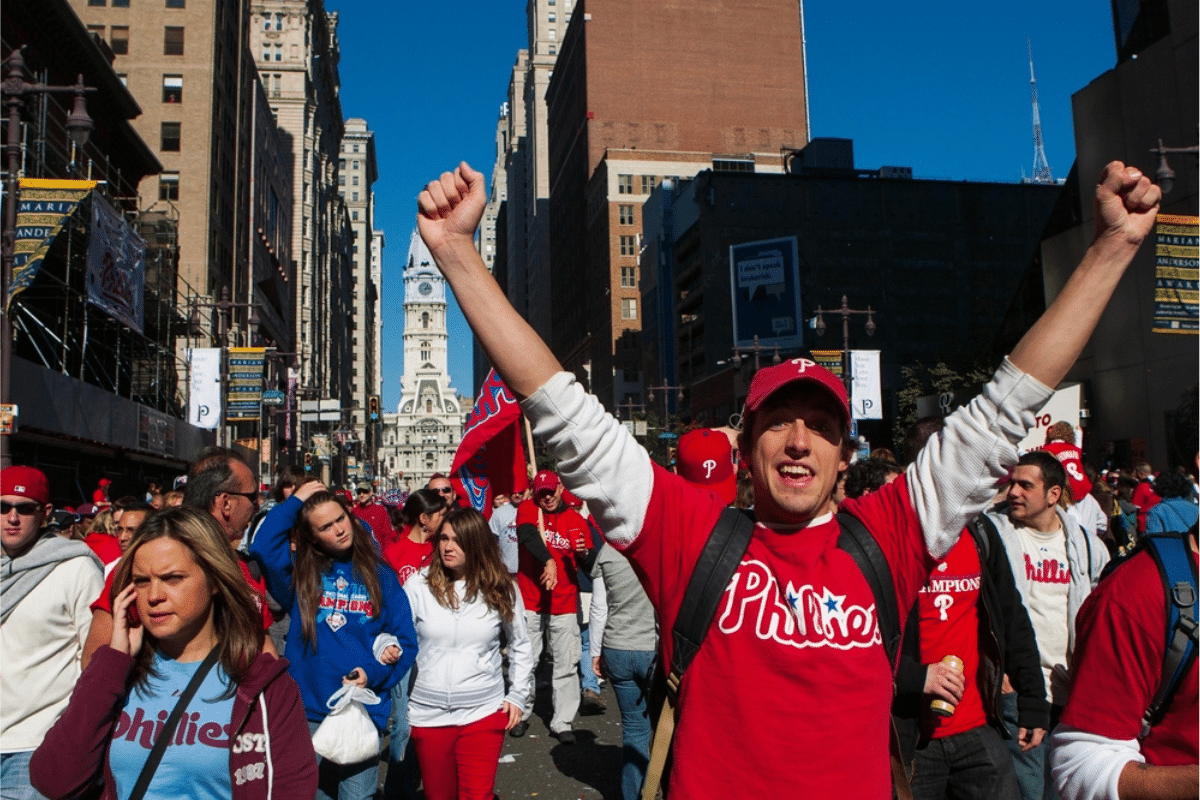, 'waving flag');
451,370,528,519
